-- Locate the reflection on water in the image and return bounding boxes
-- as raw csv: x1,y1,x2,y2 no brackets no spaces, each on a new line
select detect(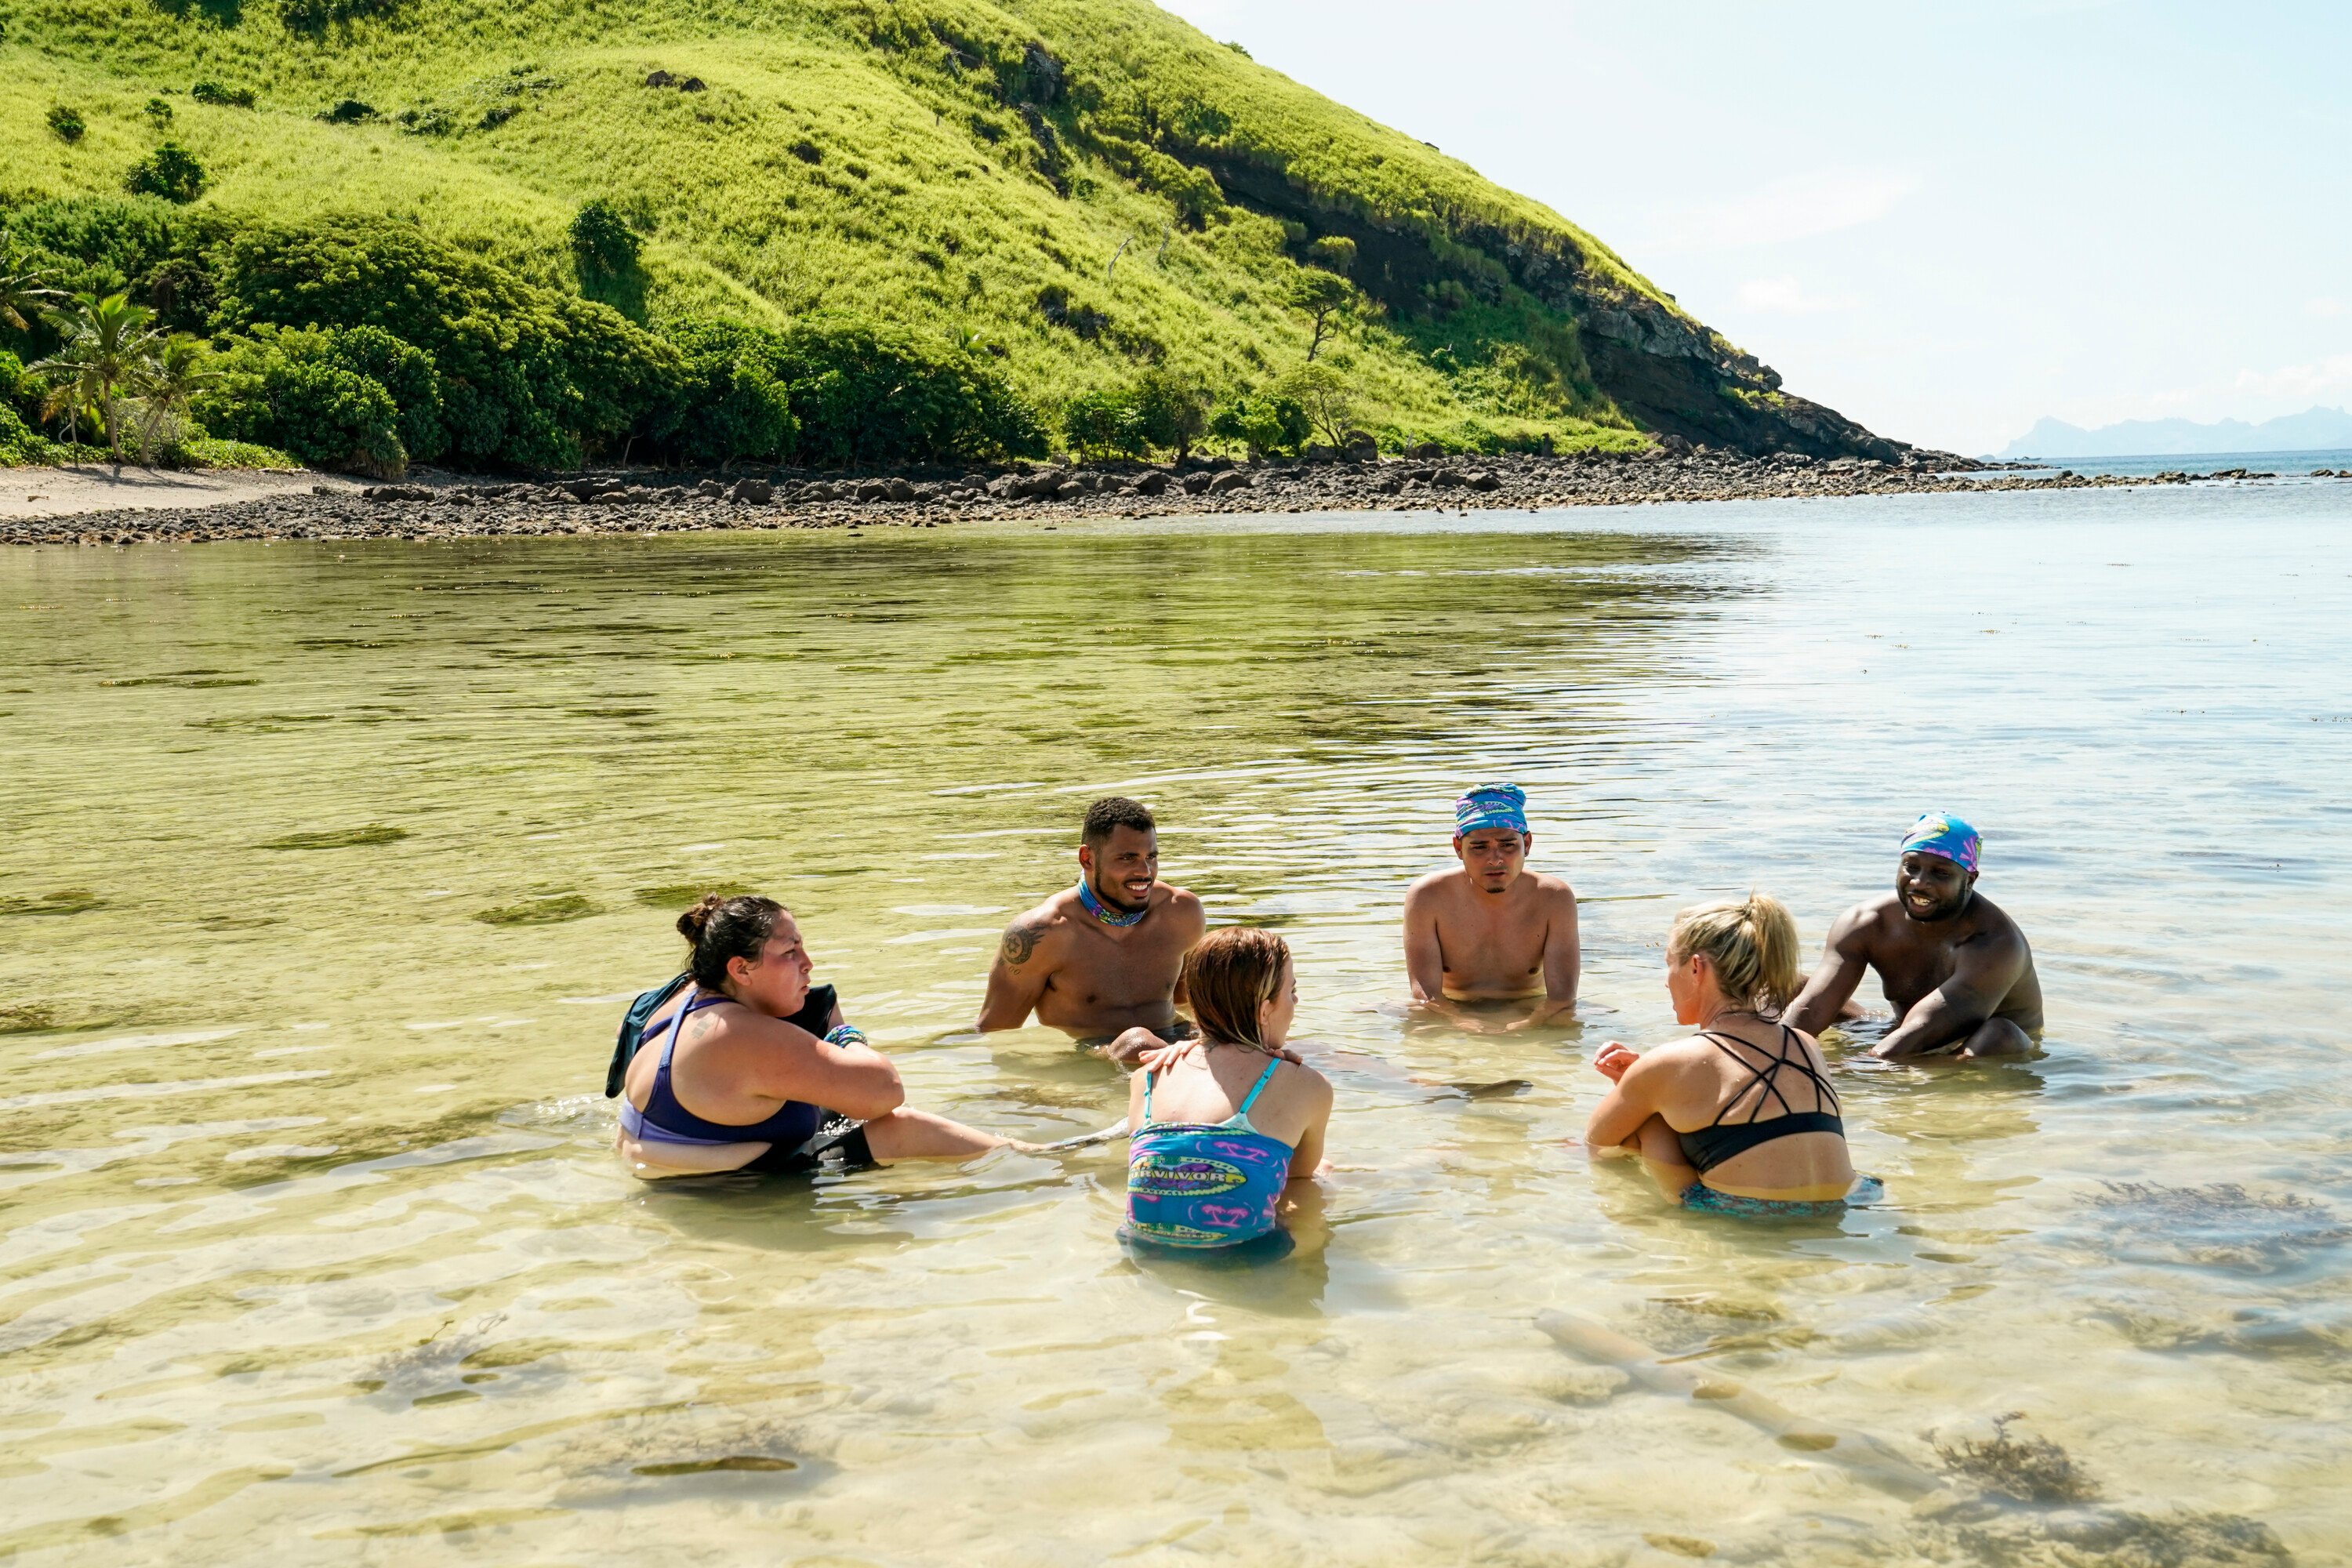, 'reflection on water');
3,484,2349,1562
